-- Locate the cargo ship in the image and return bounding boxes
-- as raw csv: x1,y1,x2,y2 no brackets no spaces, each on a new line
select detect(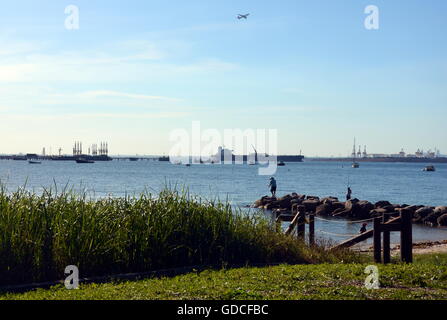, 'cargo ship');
215,147,304,163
